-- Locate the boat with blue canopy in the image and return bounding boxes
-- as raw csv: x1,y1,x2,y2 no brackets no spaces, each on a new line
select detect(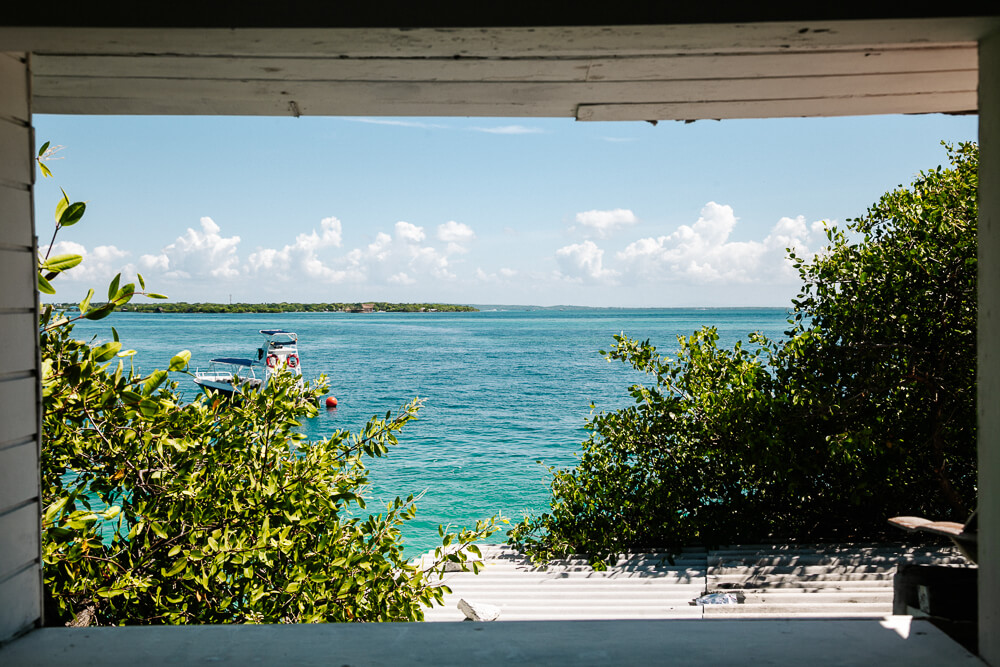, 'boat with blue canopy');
193,329,302,396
